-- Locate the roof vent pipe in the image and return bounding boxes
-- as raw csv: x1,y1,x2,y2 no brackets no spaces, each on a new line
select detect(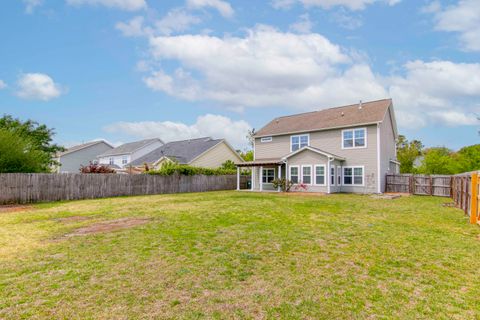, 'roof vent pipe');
359,100,363,109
